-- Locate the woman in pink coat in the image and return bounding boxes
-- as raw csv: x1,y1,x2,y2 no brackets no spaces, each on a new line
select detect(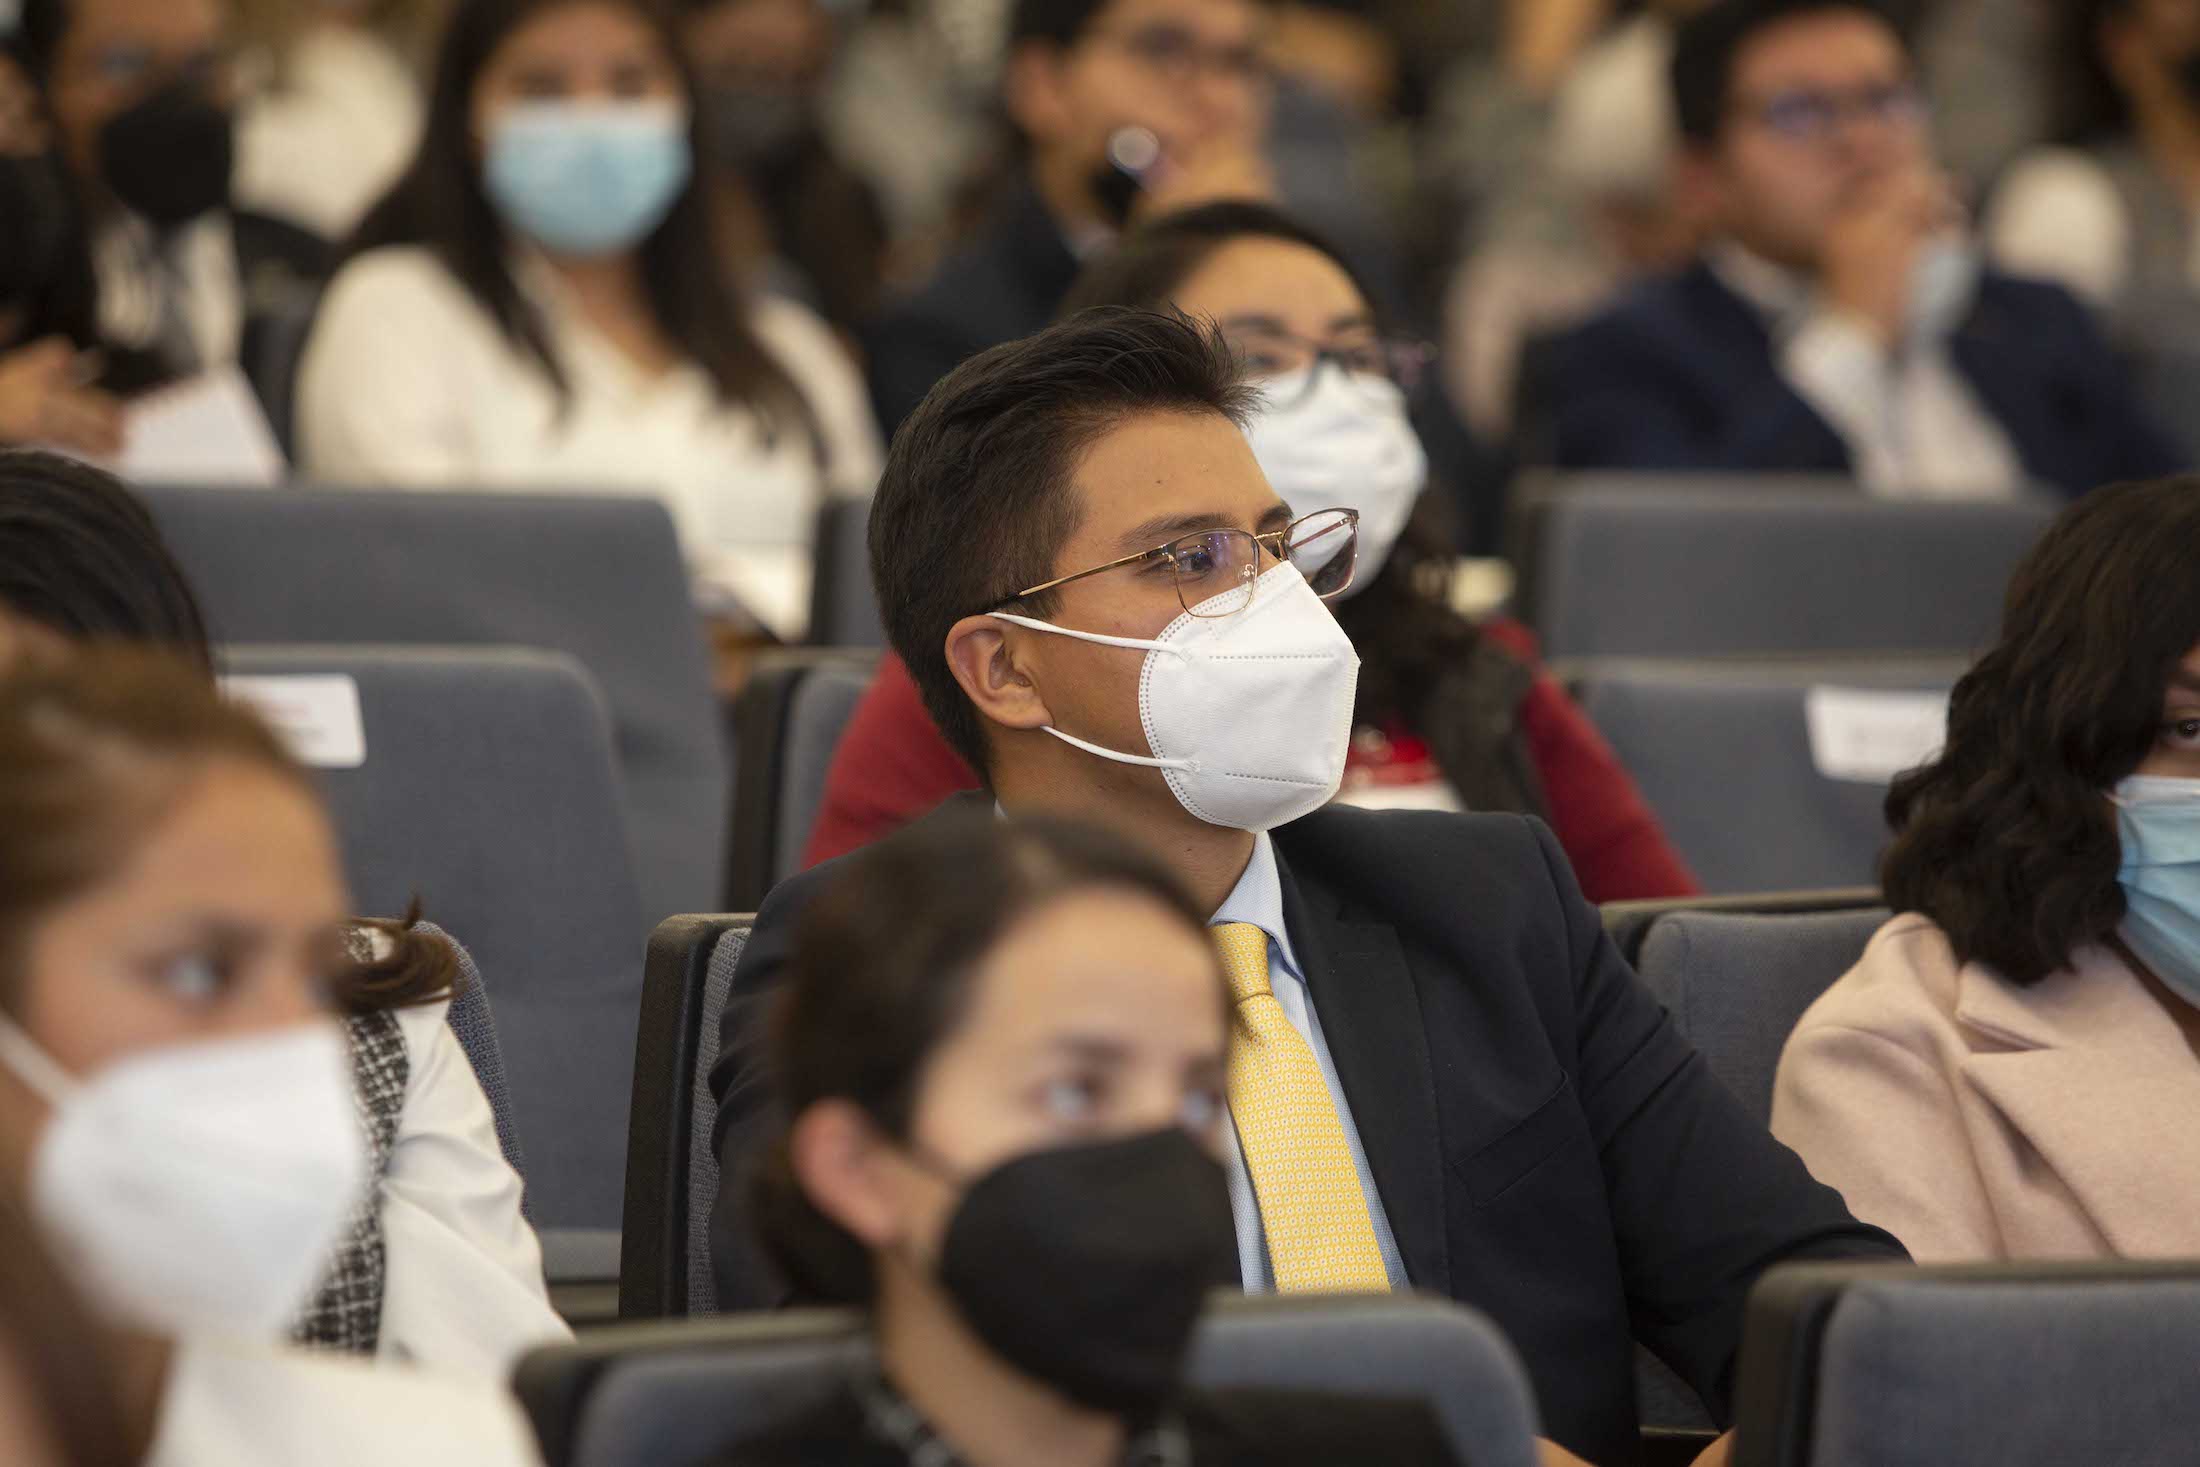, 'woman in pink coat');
1773,477,2200,1262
